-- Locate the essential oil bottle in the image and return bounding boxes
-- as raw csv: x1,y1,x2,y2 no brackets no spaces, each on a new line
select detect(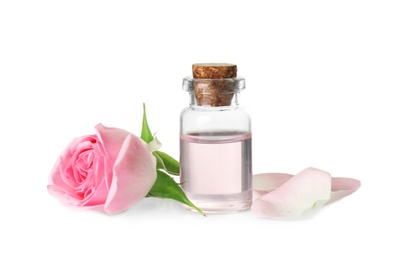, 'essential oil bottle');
180,63,252,213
